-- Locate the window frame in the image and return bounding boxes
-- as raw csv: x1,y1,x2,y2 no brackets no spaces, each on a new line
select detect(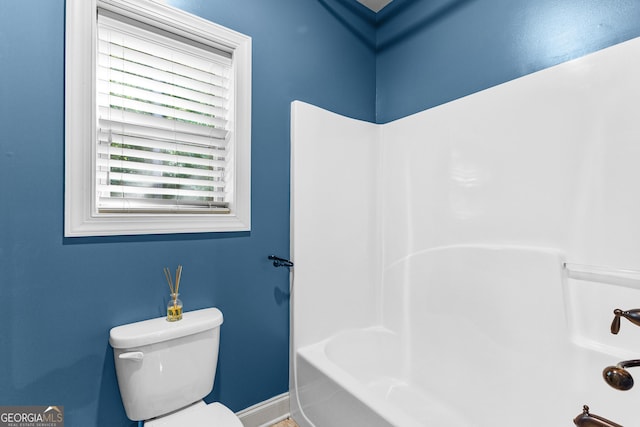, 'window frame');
65,0,251,237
